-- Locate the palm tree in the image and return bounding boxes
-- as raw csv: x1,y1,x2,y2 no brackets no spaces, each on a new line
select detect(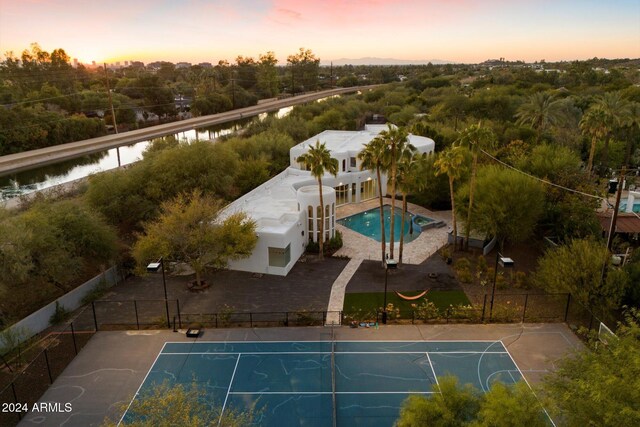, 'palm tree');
434,146,467,251
515,92,566,141
378,124,412,261
396,149,424,264
592,92,632,171
297,140,338,259
358,137,388,266
579,106,608,174
455,122,495,250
